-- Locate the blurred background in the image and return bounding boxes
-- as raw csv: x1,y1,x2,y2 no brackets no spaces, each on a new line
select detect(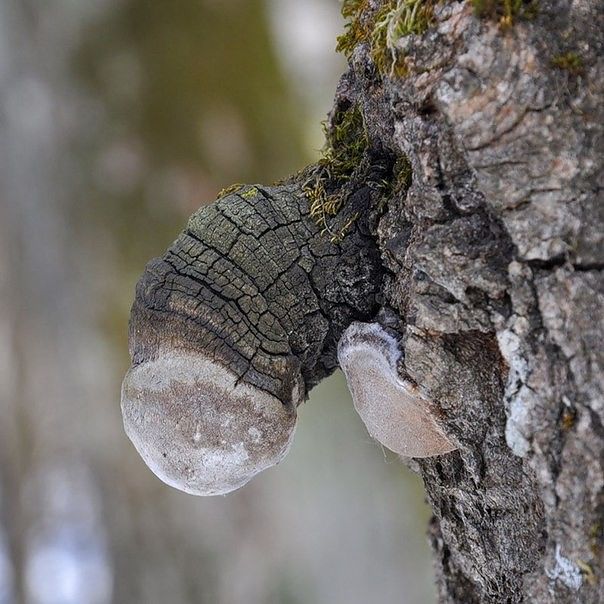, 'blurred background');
0,1,435,602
